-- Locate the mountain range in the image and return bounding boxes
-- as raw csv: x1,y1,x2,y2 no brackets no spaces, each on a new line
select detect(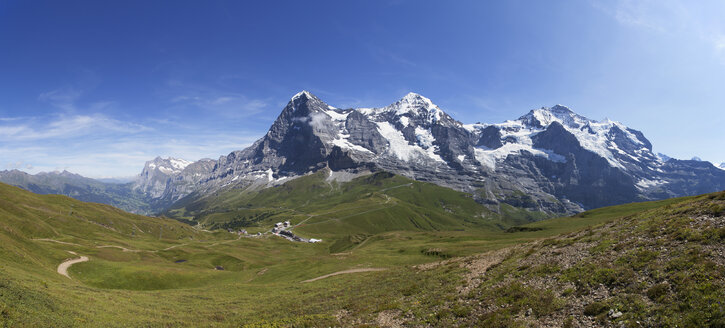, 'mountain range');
2,91,724,219
0,169,153,213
